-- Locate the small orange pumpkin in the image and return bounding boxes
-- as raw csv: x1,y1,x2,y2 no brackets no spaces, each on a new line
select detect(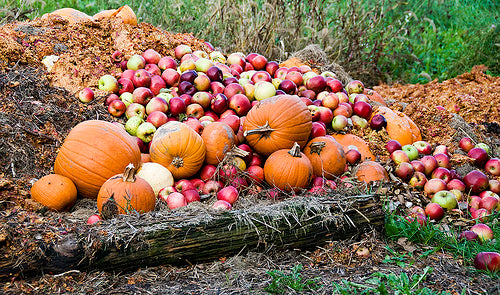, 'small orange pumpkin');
264,142,313,192
303,136,346,179
31,174,77,212
201,122,235,165
363,88,387,106
97,164,155,217
149,121,206,179
243,95,312,156
330,134,375,161
54,120,141,199
371,106,420,146
353,161,389,183
93,5,138,26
